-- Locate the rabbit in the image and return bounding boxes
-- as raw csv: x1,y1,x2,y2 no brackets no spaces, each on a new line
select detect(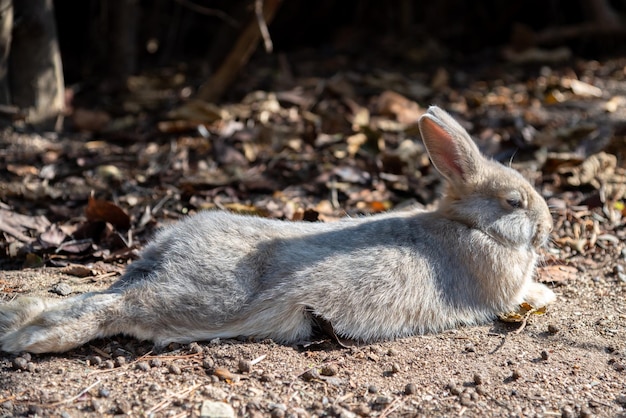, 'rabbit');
0,106,556,354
